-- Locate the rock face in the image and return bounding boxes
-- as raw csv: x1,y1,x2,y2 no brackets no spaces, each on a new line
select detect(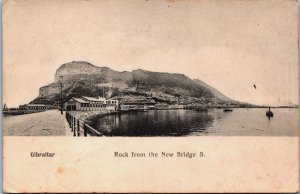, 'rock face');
31,61,240,106
193,79,234,102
